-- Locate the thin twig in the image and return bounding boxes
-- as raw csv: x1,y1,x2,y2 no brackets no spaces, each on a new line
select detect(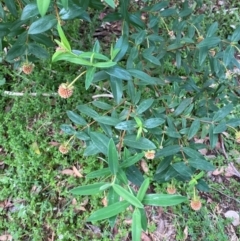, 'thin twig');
3,91,57,97
92,94,113,99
